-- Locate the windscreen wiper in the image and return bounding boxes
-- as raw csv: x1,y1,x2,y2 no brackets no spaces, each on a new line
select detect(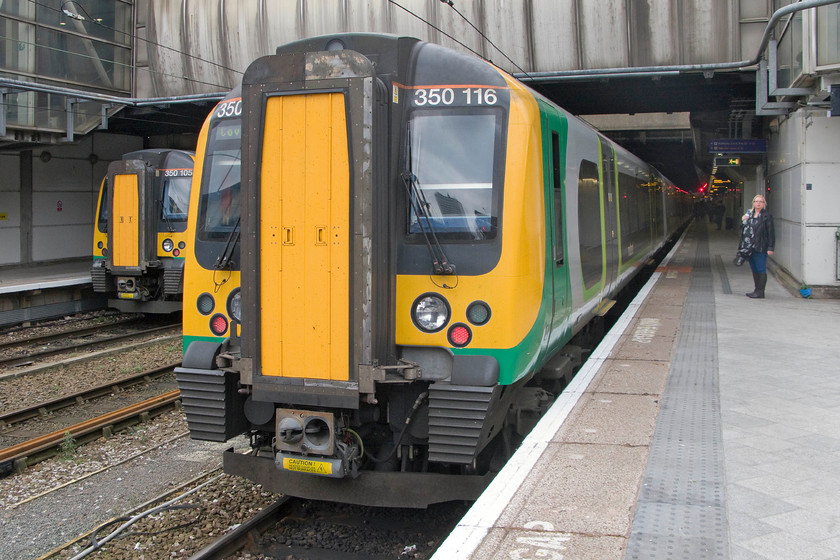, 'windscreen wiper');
157,199,175,233
215,216,241,269
401,171,455,275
